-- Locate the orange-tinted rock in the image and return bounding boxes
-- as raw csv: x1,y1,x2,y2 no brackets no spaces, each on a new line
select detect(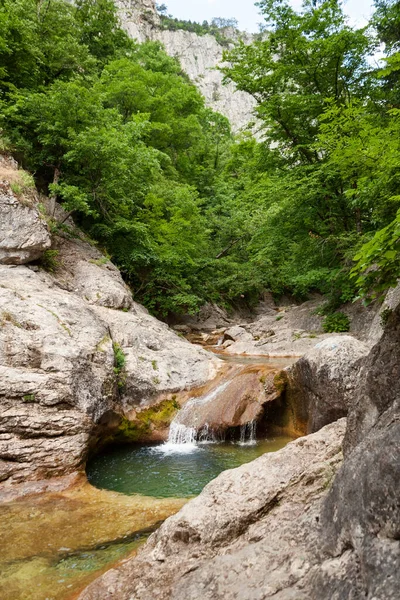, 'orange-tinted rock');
176,366,283,432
